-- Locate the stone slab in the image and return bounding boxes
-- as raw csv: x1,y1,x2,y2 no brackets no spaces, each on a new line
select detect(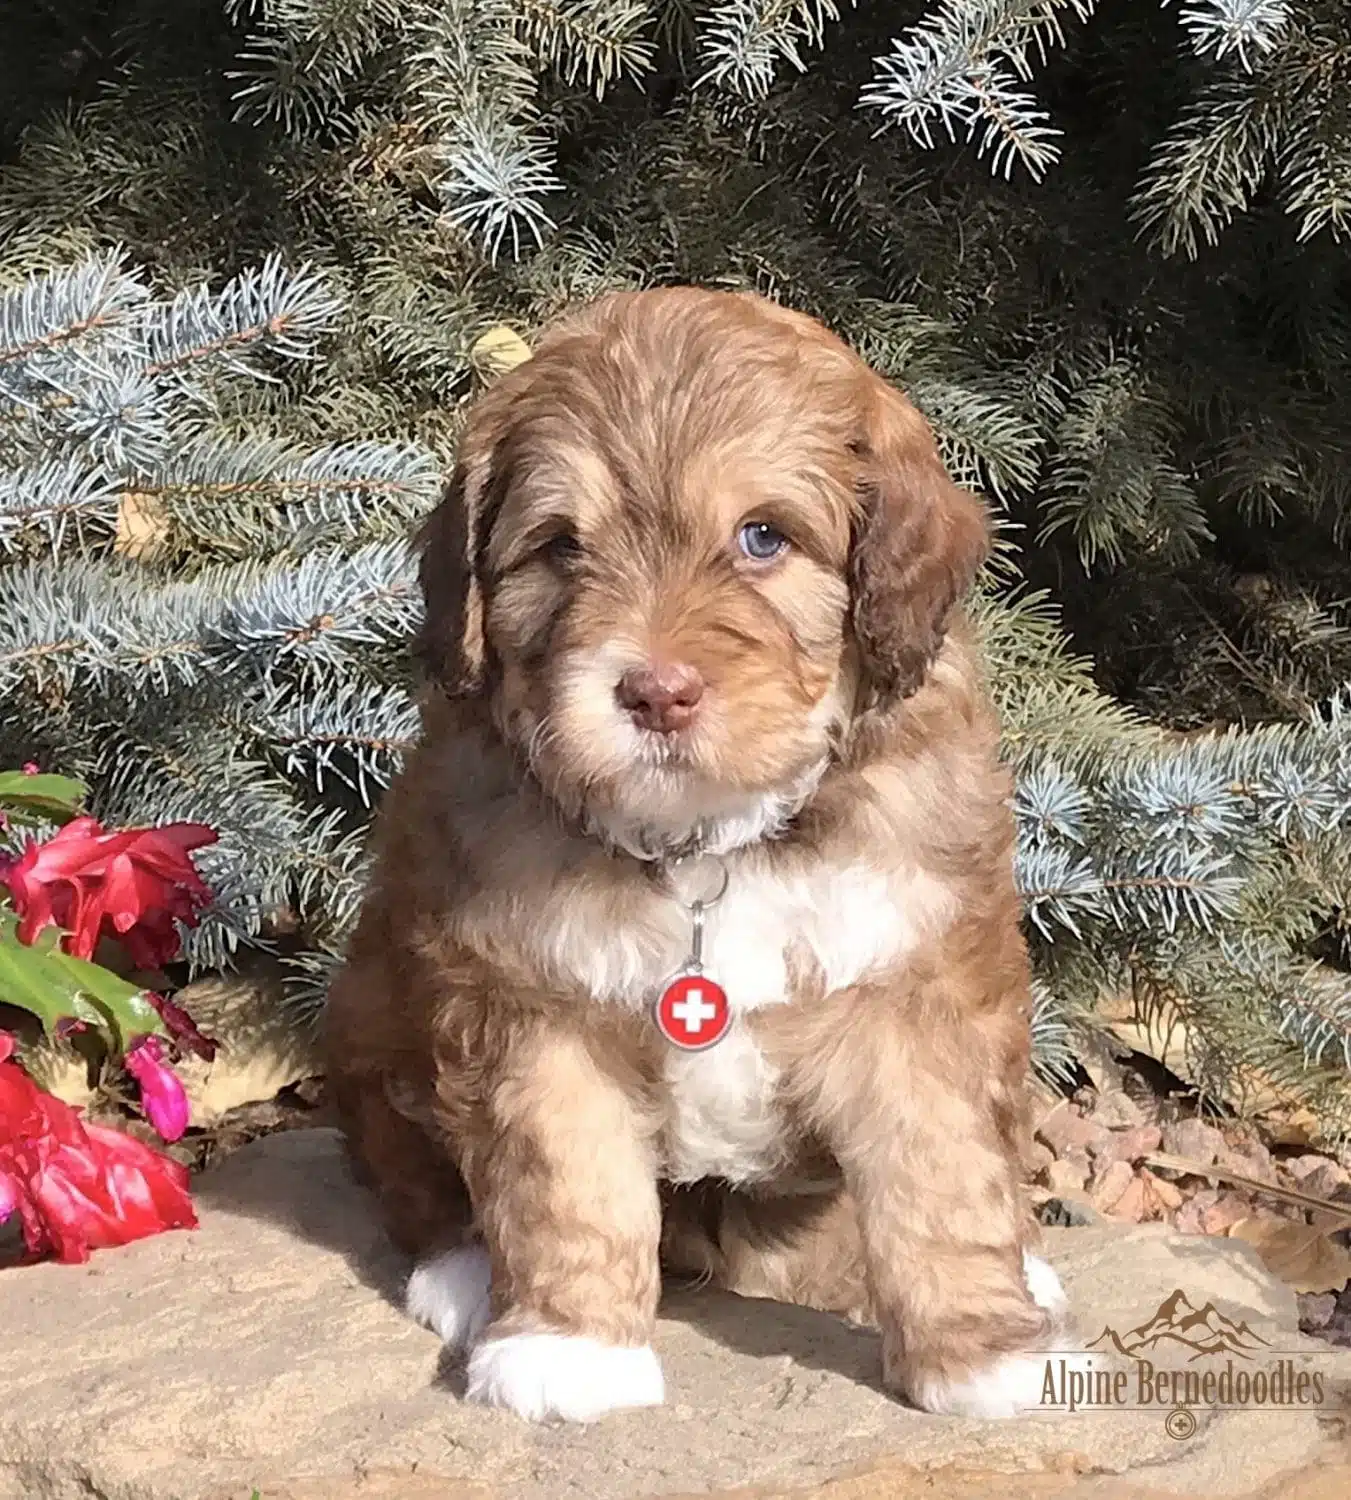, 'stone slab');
2,1129,1347,1500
